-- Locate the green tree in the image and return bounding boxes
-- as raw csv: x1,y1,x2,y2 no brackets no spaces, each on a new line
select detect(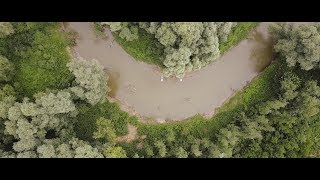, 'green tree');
280,72,301,101
104,146,127,158
16,151,37,158
191,140,202,157
175,147,189,158
37,144,56,158
102,22,138,41
271,23,320,70
154,140,167,157
0,95,15,119
70,138,104,158
0,22,14,38
144,144,154,157
165,128,176,143
93,117,117,143
0,55,14,82
67,57,109,105
56,144,74,158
